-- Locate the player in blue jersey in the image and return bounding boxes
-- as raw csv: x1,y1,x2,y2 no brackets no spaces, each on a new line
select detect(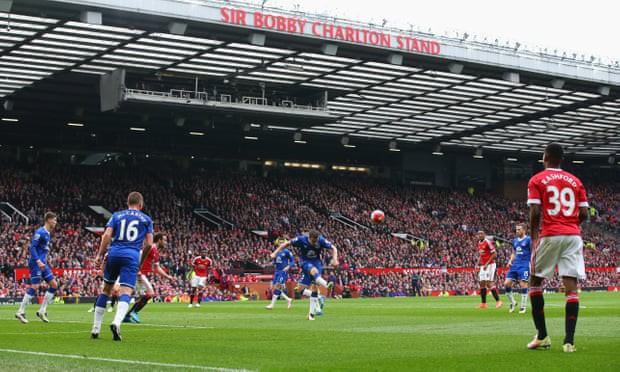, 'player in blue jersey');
91,192,154,341
15,212,58,324
271,230,338,320
504,223,532,314
265,239,295,310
